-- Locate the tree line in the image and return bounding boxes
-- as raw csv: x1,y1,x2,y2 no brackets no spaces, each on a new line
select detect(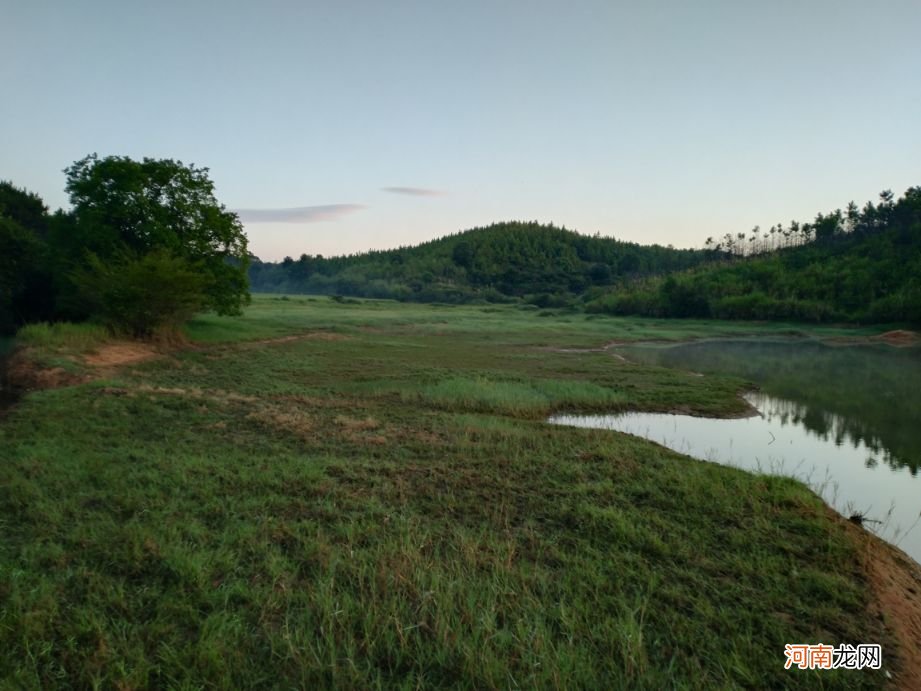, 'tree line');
588,188,921,324
705,190,902,257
